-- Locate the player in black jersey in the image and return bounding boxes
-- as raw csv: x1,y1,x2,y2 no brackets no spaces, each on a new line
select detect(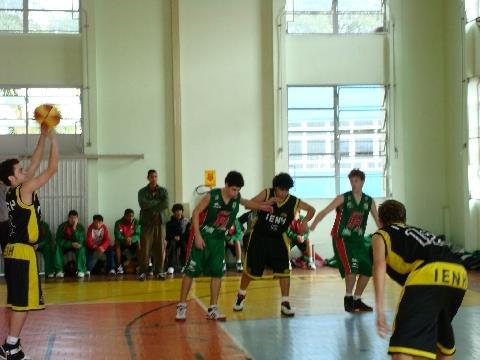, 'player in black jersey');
372,200,466,360
233,173,315,317
0,125,58,360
